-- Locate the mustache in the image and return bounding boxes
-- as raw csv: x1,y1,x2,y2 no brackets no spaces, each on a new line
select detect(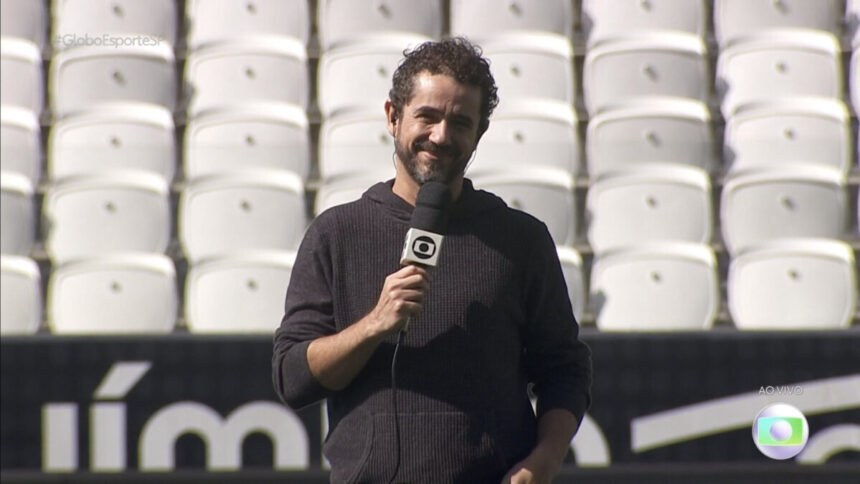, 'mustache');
413,140,459,158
